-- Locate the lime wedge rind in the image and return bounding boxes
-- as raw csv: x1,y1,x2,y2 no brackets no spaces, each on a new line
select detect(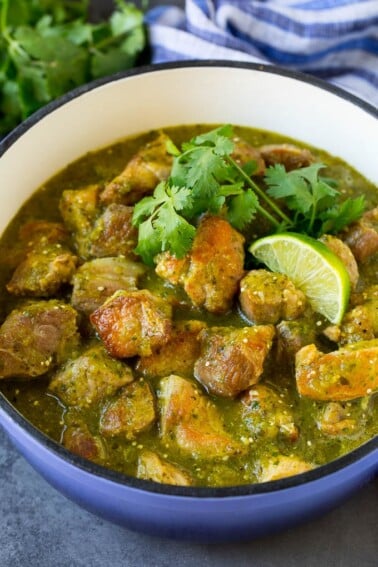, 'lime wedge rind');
249,232,351,324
